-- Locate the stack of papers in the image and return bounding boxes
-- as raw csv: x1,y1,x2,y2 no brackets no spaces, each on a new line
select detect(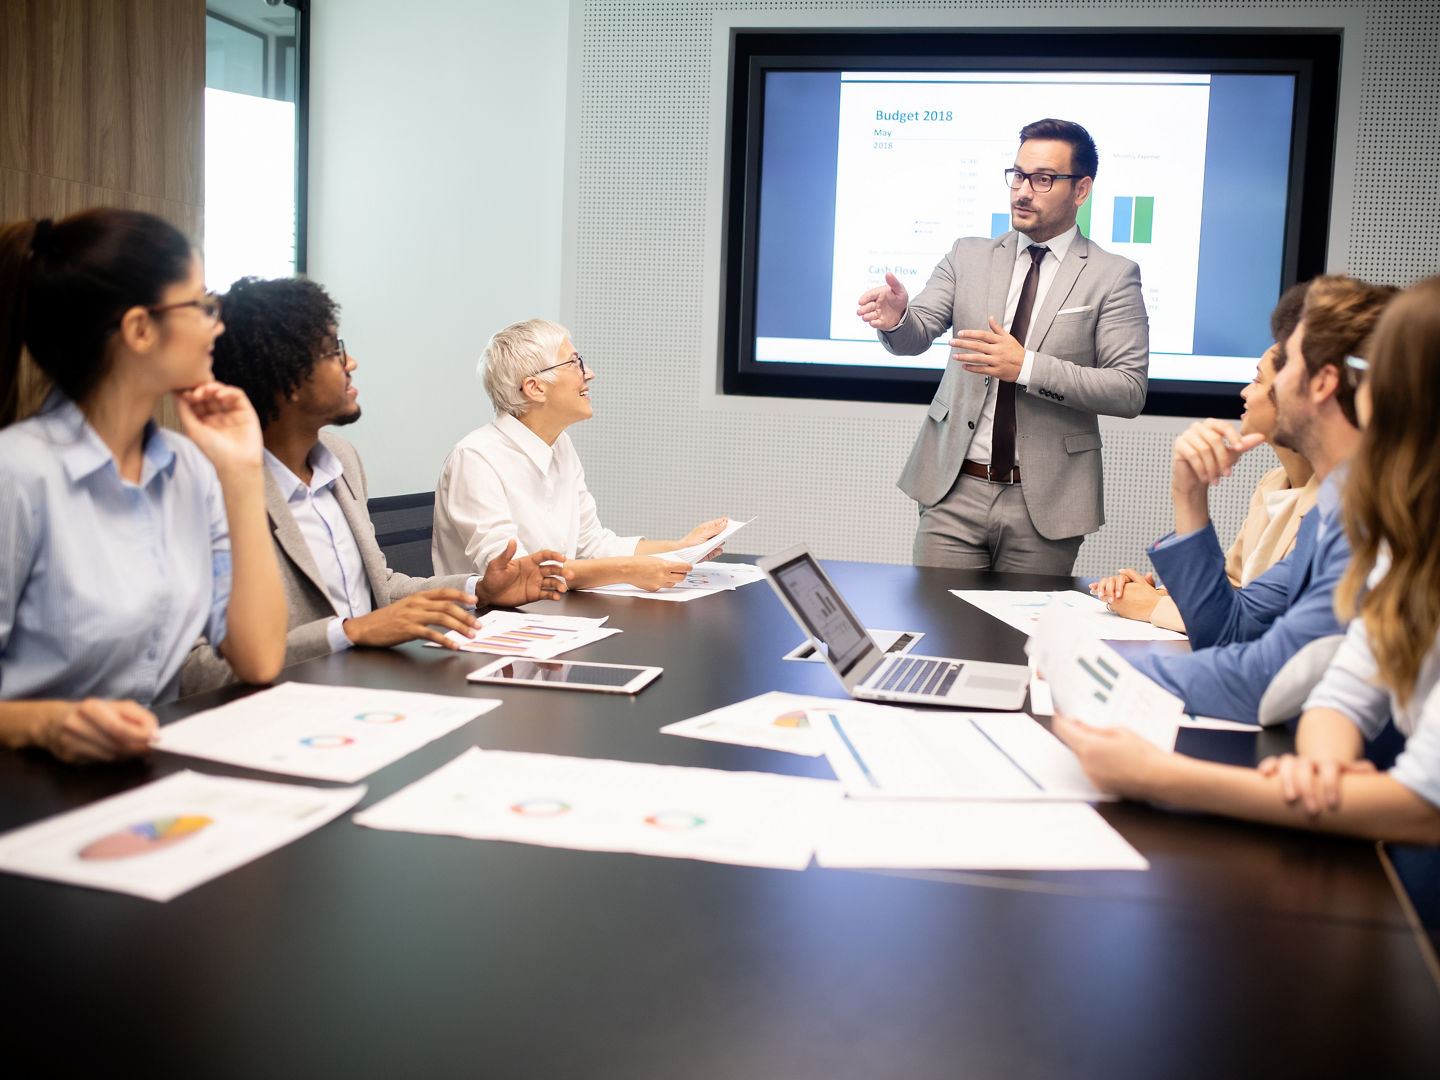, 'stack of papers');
154,682,500,782
953,589,1188,642
355,748,840,870
429,611,619,656
0,771,364,901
